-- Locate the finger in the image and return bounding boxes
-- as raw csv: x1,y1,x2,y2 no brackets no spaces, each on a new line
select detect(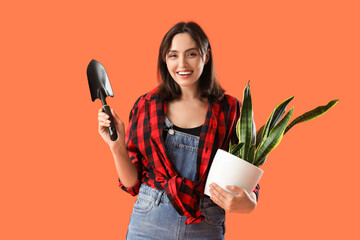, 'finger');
111,108,117,117
98,111,109,119
111,109,125,128
111,109,122,122
98,107,107,114
98,119,108,131
211,183,232,196
99,121,110,127
98,113,110,120
209,188,225,209
98,110,110,121
209,183,229,203
225,185,244,195
98,115,111,125
110,109,119,121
